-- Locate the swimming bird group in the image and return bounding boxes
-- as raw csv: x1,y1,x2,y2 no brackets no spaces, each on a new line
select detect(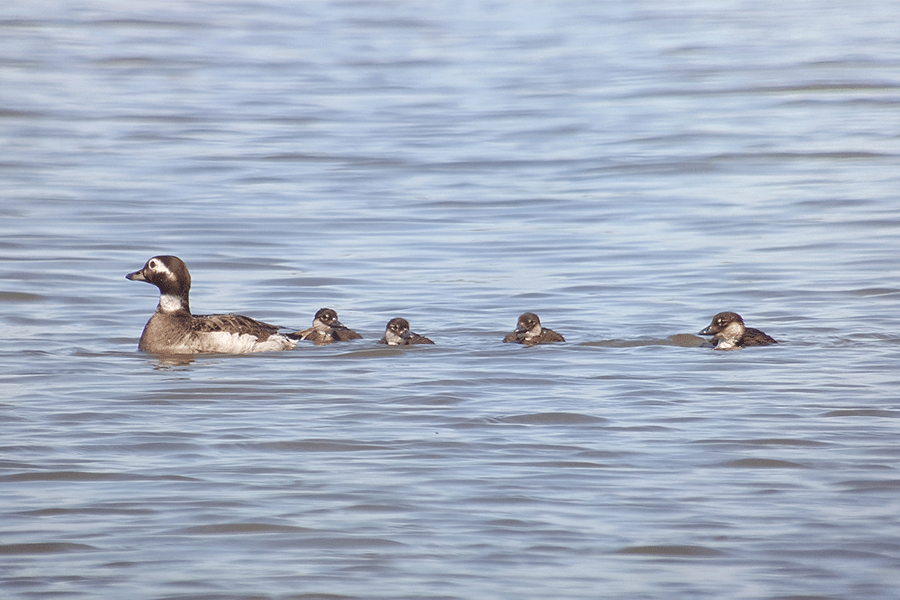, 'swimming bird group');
126,255,777,355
